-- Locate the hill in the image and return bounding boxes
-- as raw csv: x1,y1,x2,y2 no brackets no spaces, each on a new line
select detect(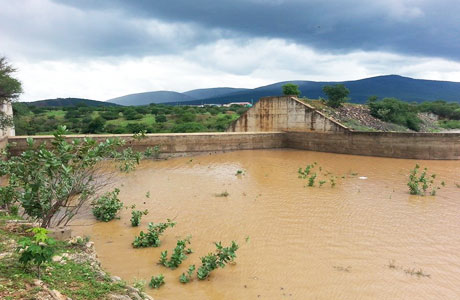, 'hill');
171,75,460,105
107,91,194,106
25,98,118,107
183,87,249,99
